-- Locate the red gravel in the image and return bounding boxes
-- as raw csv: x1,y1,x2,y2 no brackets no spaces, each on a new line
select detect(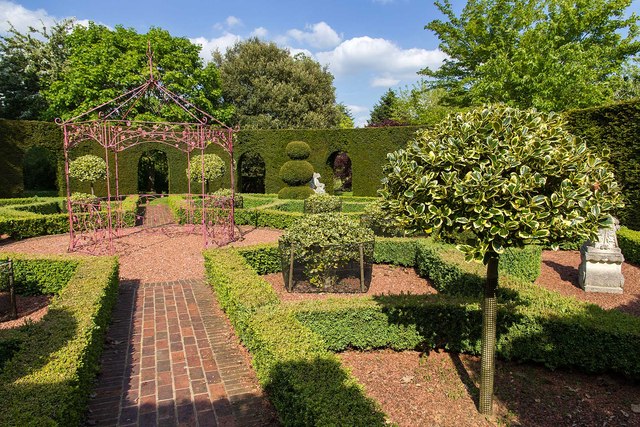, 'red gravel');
262,264,437,302
537,250,640,316
341,349,640,427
